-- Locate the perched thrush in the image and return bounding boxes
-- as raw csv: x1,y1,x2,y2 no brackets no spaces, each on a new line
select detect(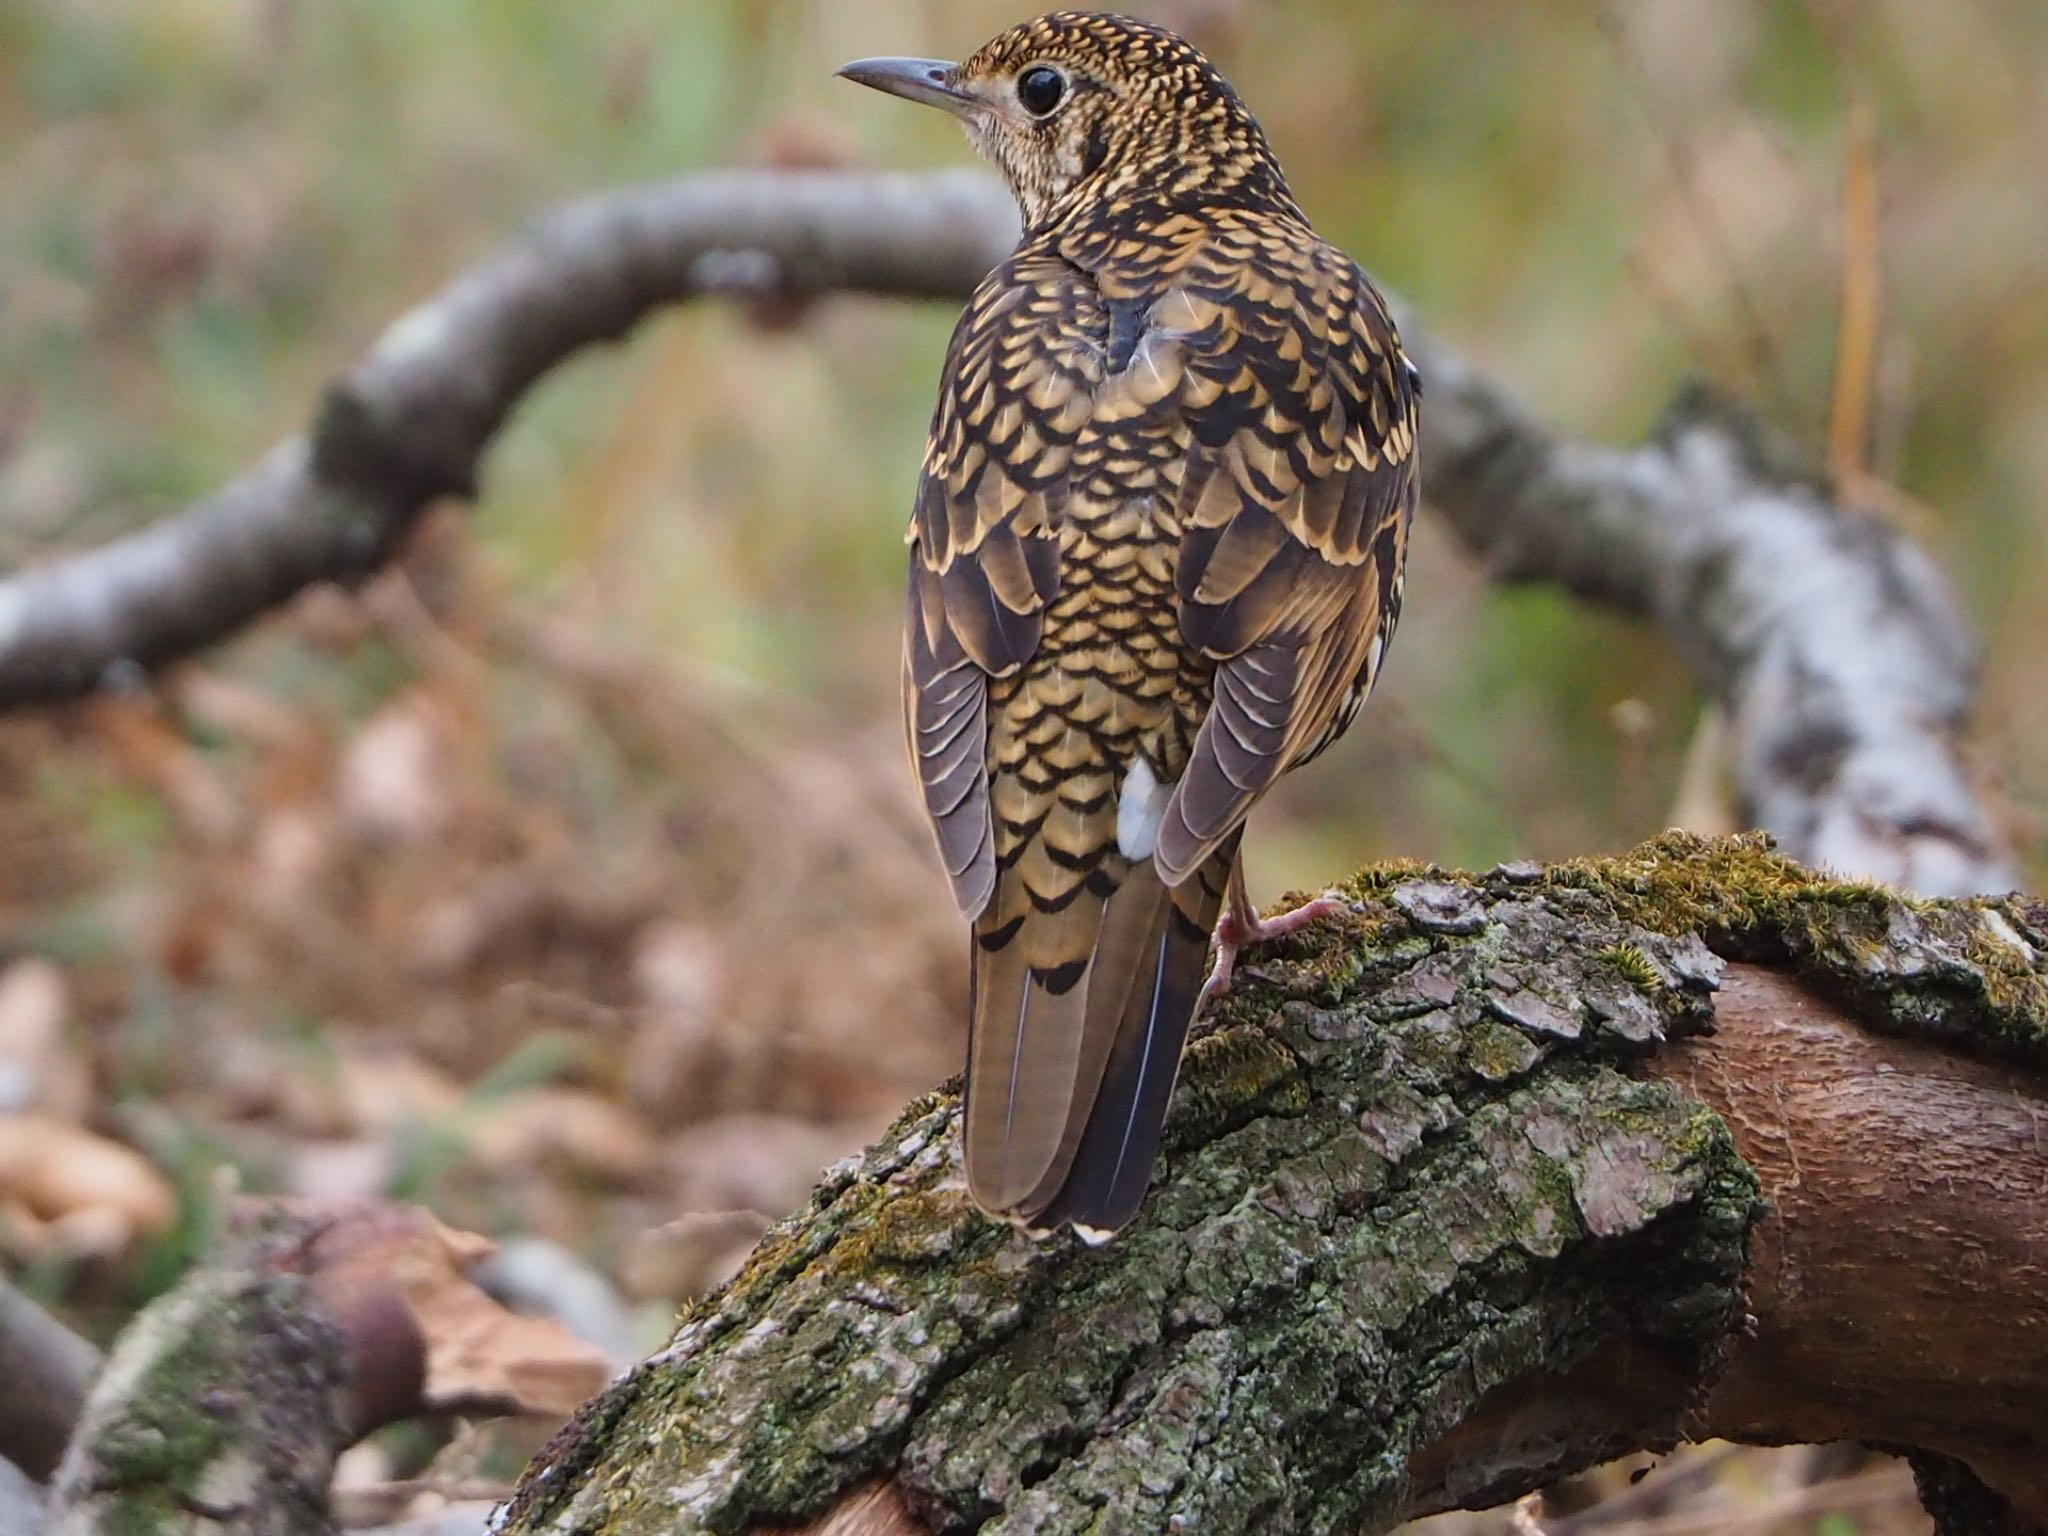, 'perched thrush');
842,12,1419,1239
